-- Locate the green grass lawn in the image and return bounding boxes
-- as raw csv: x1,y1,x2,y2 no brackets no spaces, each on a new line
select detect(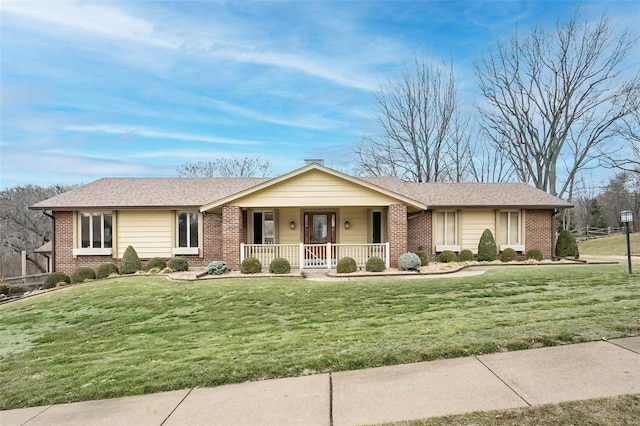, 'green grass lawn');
578,232,640,256
1,265,638,410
